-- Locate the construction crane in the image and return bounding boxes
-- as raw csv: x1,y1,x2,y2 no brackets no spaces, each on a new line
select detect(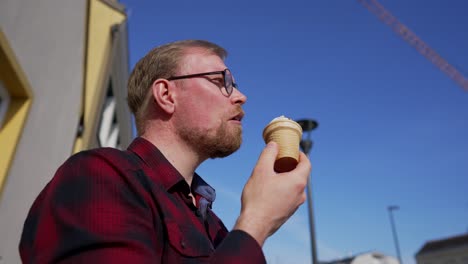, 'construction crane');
357,0,468,91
